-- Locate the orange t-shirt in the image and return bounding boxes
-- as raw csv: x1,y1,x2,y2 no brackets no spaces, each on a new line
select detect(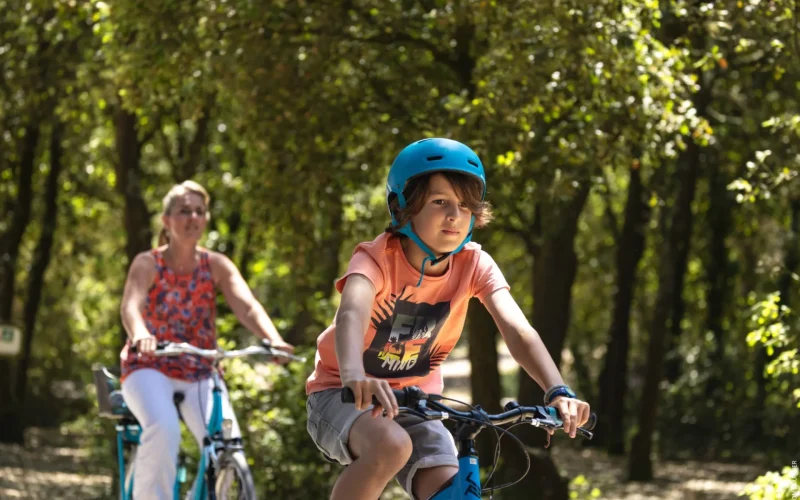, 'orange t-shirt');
306,233,510,395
